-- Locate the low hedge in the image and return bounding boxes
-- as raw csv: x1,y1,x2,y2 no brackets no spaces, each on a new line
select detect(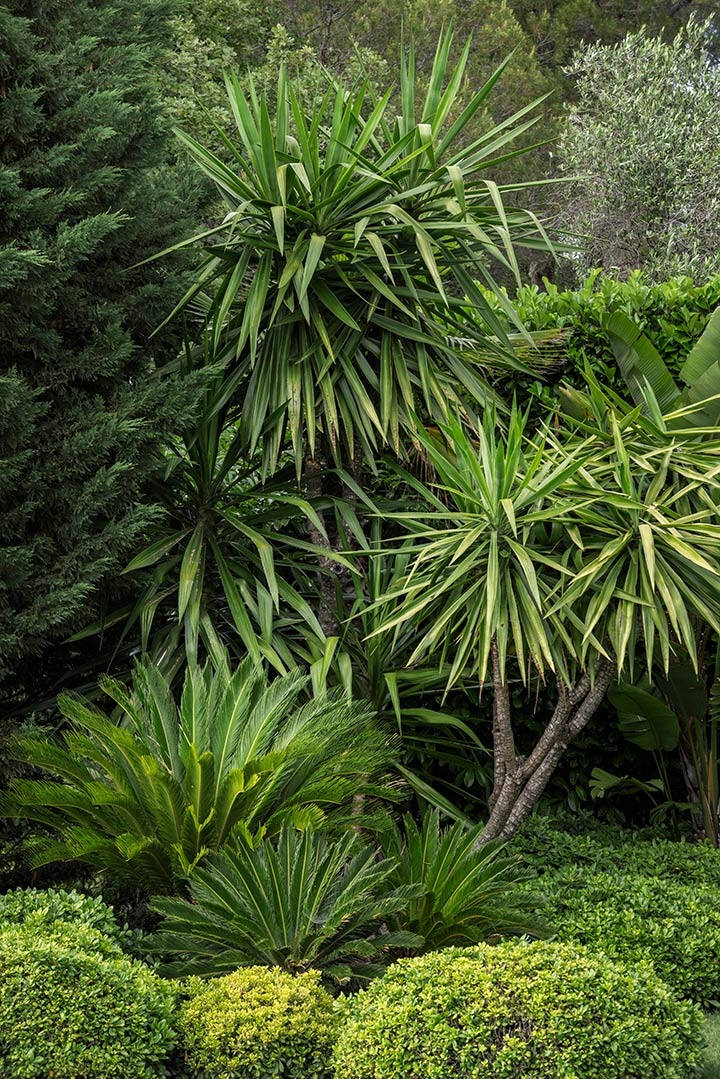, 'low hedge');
332,940,702,1079
0,921,176,1078
0,886,131,942
484,271,720,389
176,966,340,1079
538,868,720,1007
513,815,720,884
